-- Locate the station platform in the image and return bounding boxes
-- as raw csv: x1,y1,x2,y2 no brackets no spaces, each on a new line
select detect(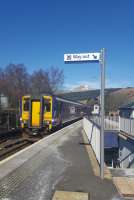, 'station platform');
0,120,123,200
